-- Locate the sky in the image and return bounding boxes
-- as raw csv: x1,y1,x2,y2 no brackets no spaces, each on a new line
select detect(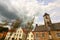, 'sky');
0,0,60,25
